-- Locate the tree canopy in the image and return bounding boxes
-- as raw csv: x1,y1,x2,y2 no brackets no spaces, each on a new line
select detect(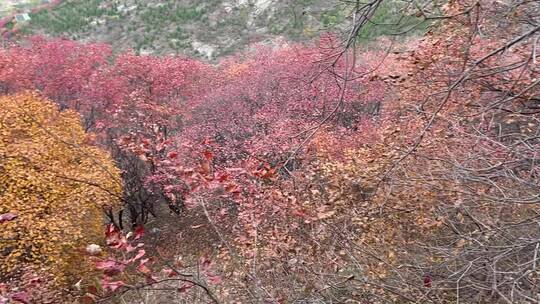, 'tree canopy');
0,92,121,290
